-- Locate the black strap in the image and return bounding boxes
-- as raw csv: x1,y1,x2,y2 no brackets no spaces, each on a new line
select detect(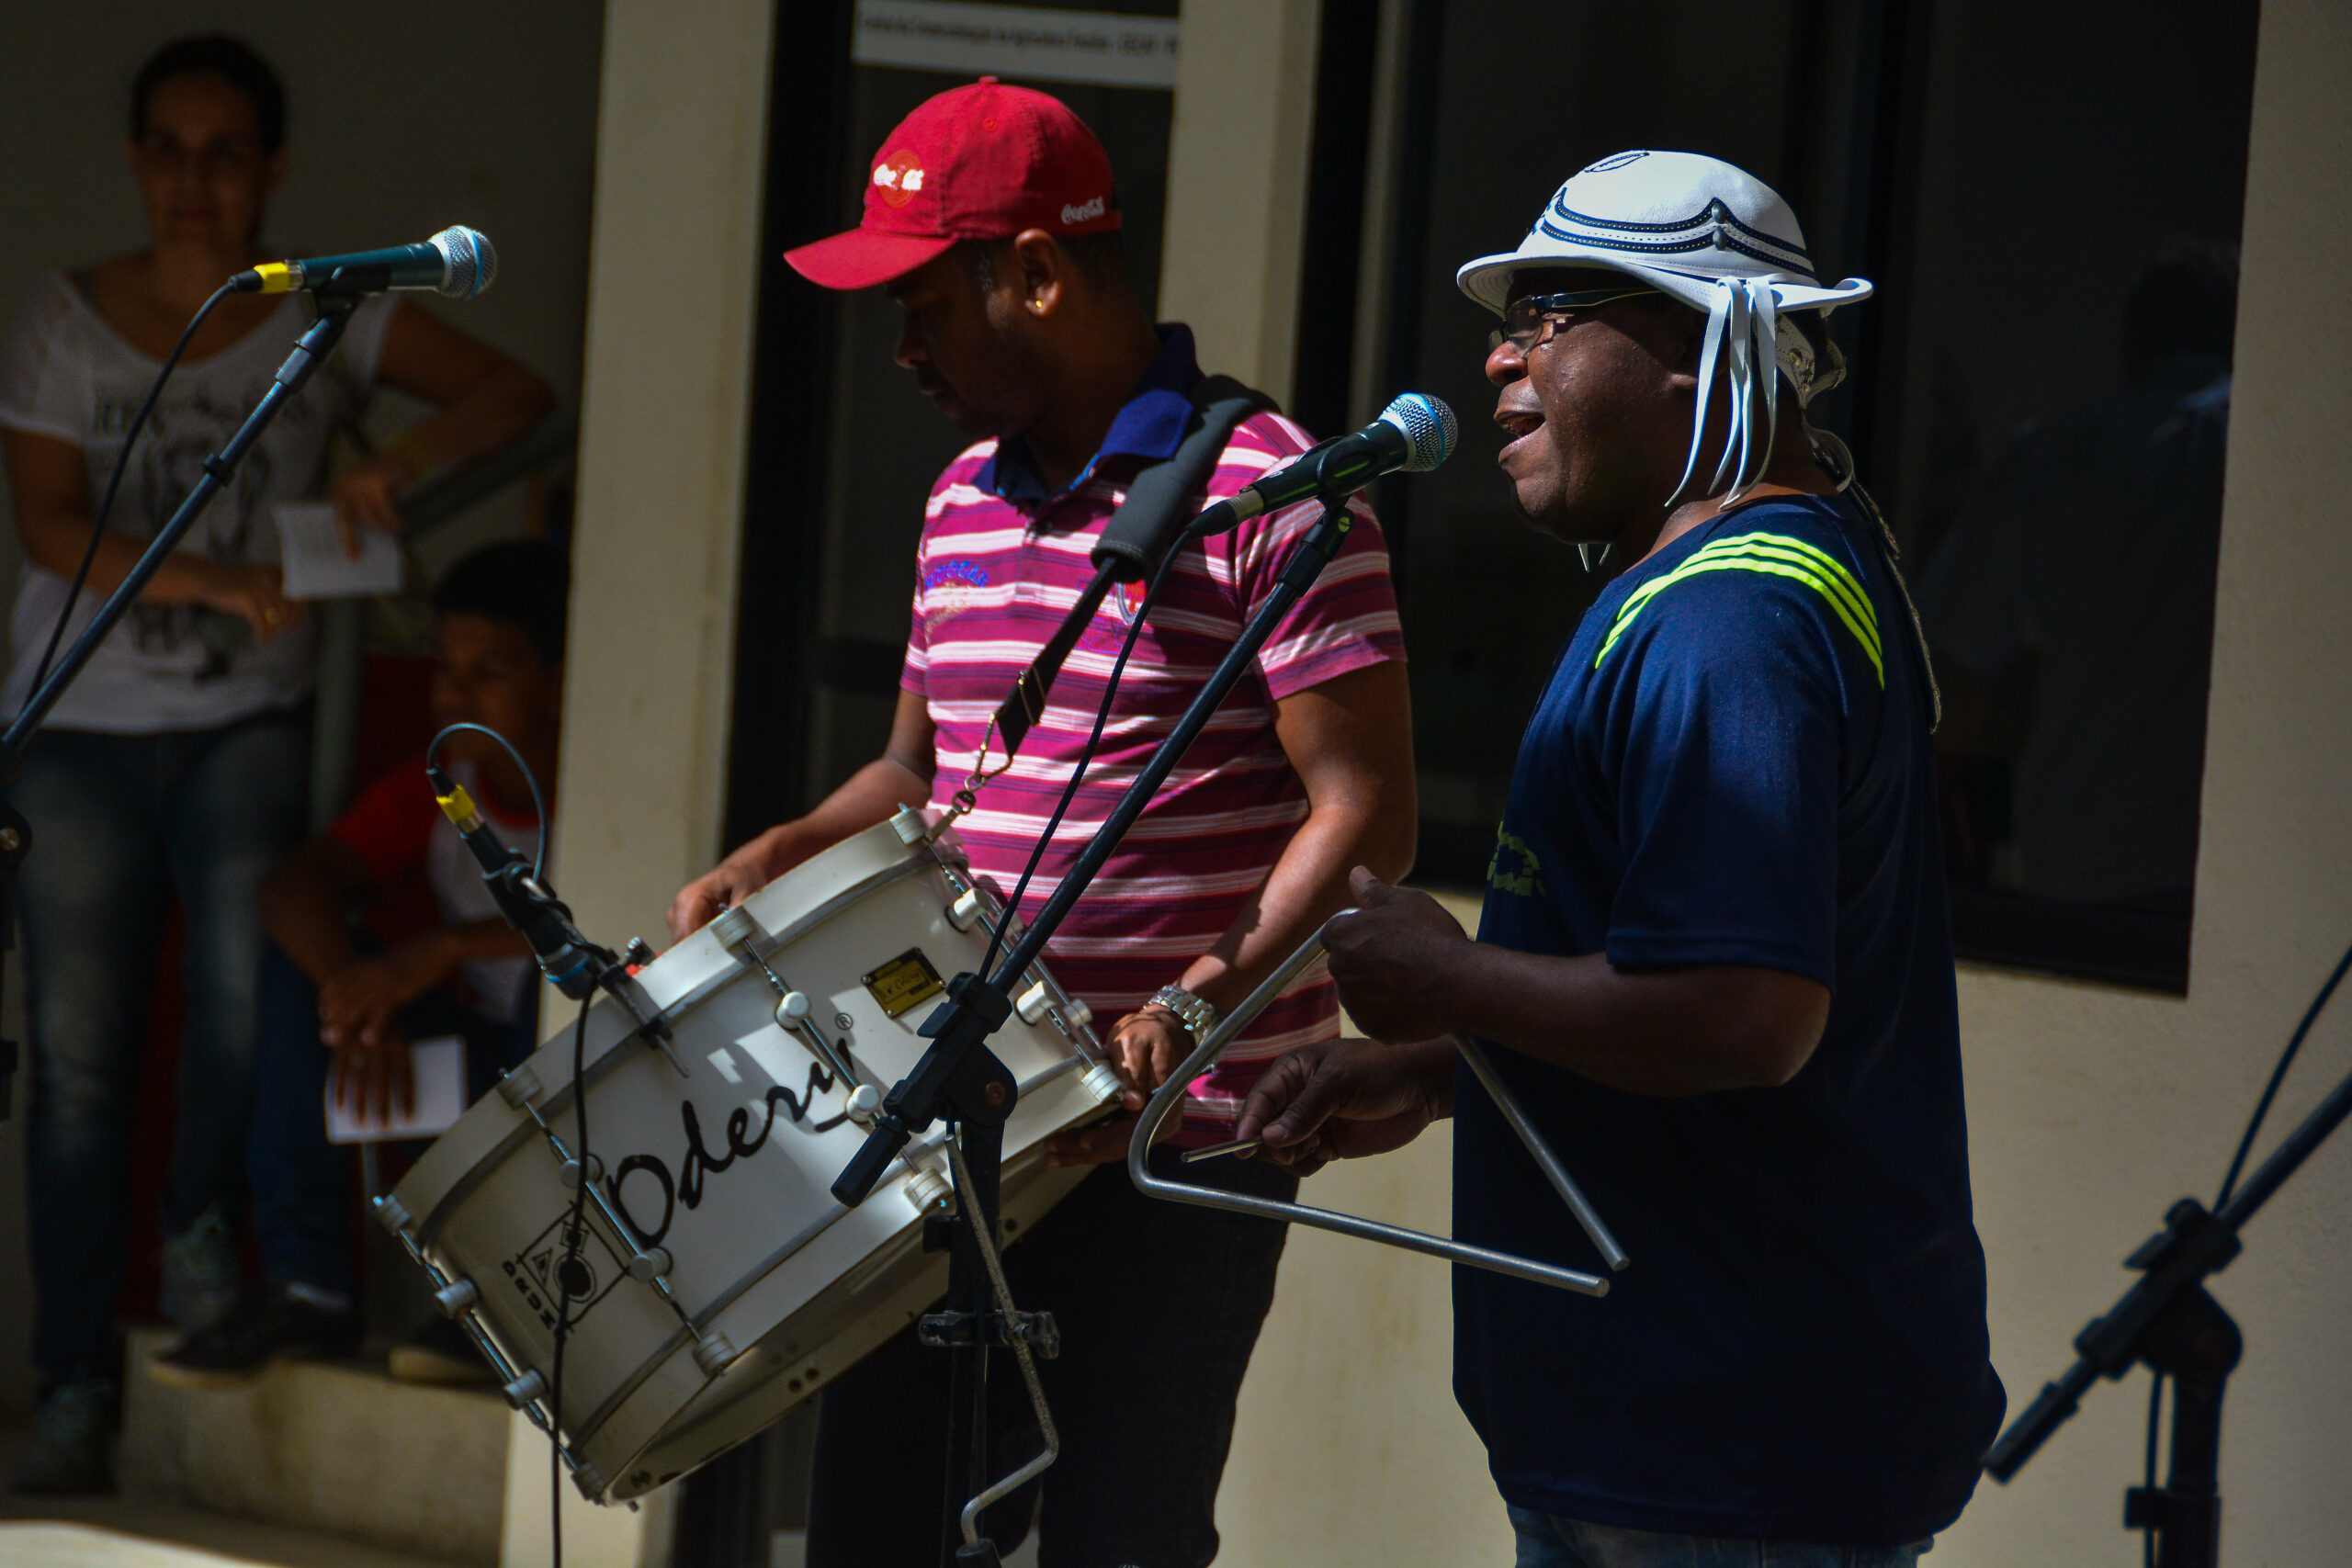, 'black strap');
986,376,1274,761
